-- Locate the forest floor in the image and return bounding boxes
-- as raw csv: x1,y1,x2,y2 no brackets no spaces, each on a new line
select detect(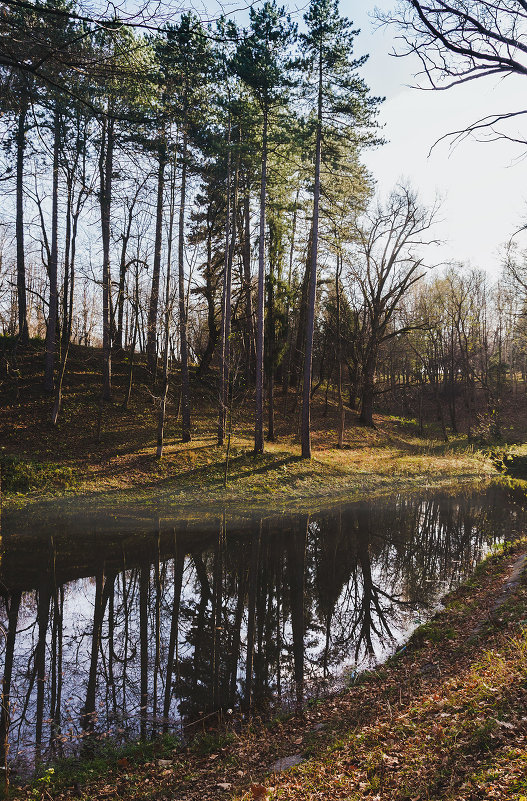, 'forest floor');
0,342,500,514
10,537,527,801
